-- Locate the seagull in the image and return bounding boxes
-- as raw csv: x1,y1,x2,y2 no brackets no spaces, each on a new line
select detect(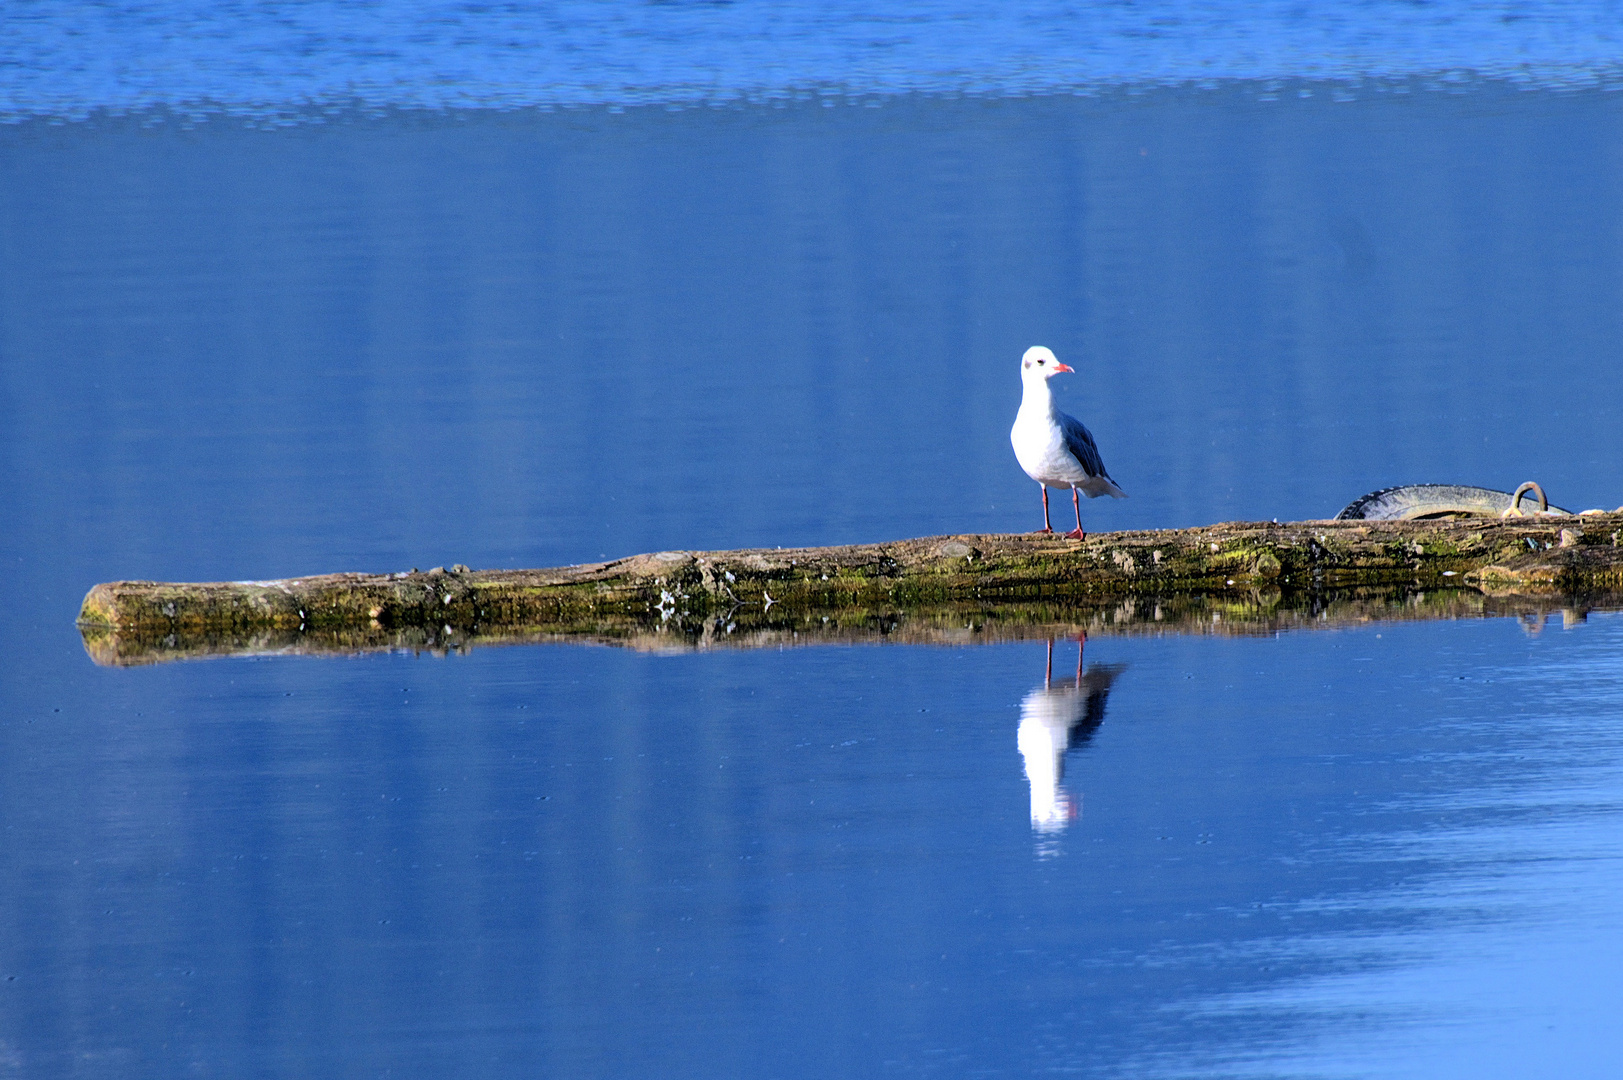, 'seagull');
1010,346,1126,538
